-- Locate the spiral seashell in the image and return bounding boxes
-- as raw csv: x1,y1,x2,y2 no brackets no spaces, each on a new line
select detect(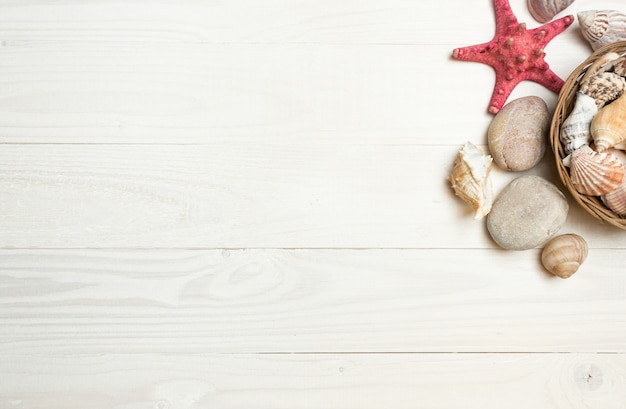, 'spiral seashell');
560,92,597,155
569,145,624,196
528,0,575,23
601,149,626,216
541,234,588,278
590,92,626,152
579,71,626,109
578,10,626,51
448,142,493,220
